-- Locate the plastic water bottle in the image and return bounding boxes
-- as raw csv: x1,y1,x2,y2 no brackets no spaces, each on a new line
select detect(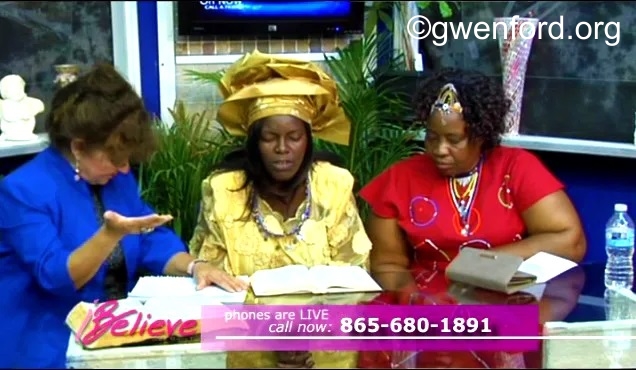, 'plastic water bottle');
604,203,635,289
